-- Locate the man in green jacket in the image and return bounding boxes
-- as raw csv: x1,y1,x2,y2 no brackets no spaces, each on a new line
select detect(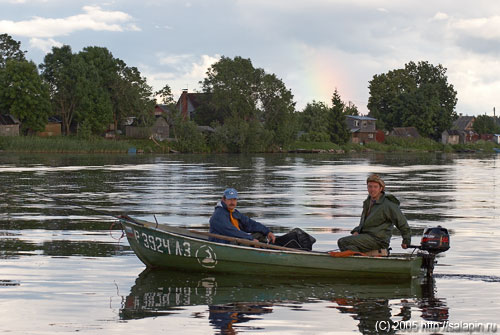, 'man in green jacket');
337,174,411,253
